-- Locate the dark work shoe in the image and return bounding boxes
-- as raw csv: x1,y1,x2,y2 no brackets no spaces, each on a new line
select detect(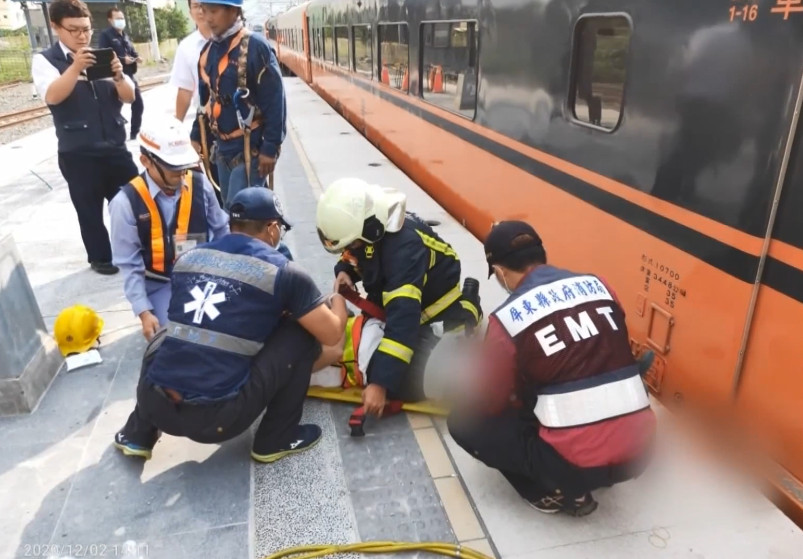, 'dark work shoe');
91,261,119,275
251,424,322,464
528,491,598,517
113,431,157,460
